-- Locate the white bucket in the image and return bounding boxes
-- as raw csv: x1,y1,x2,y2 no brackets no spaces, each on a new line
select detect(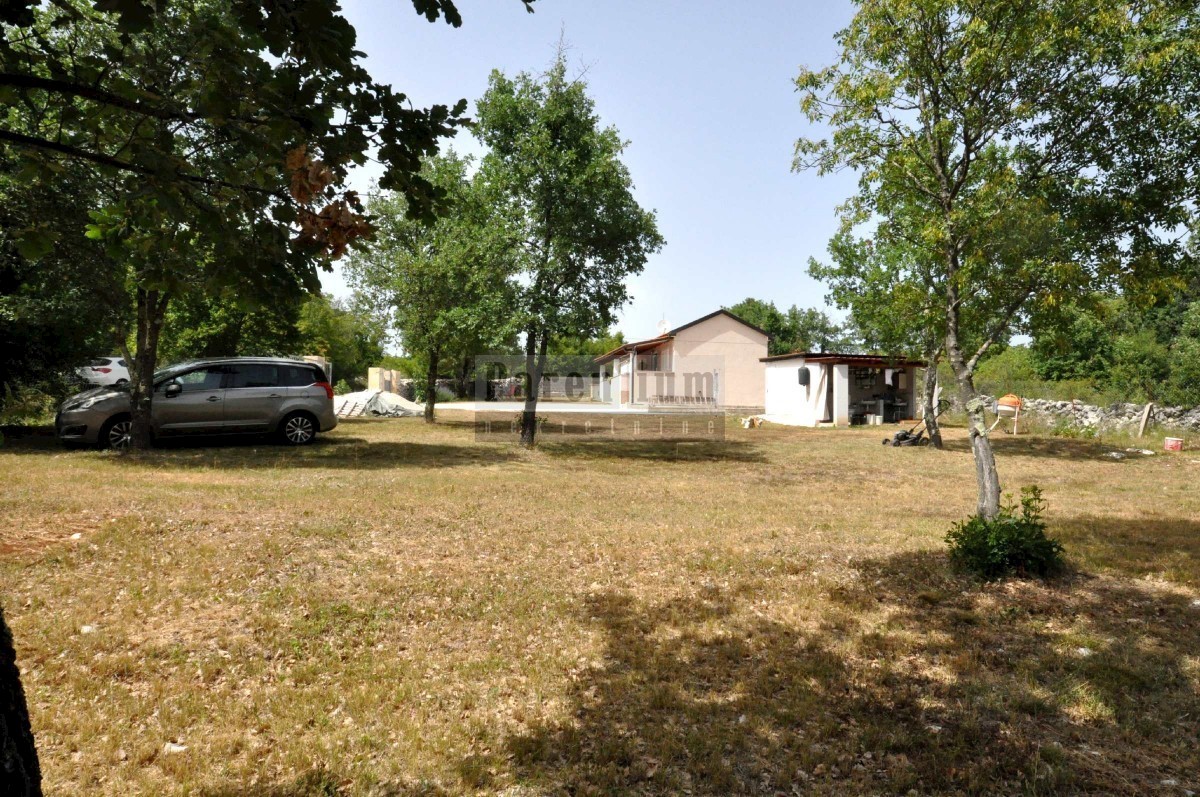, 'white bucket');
1164,437,1183,452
